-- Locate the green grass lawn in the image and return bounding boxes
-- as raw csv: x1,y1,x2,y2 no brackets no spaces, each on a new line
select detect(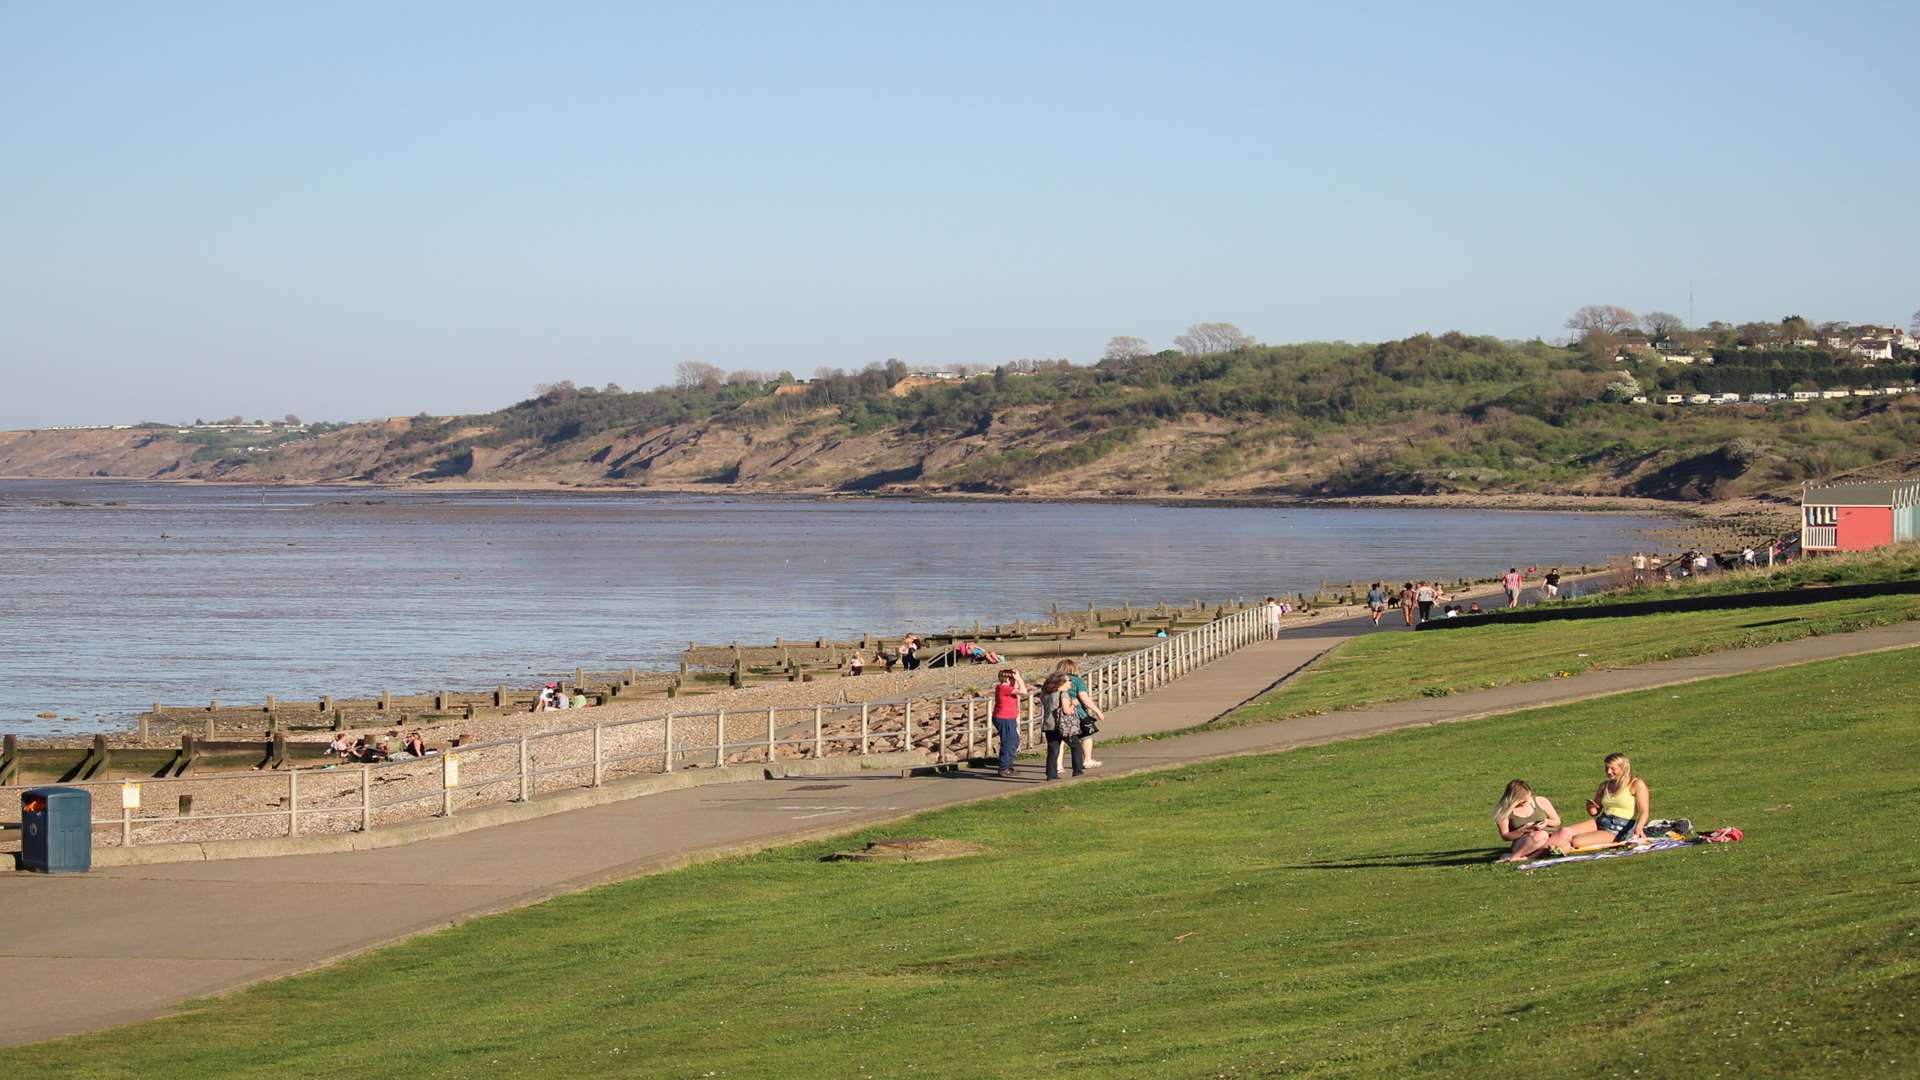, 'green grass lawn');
1201,592,1920,733
8,650,1917,1078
